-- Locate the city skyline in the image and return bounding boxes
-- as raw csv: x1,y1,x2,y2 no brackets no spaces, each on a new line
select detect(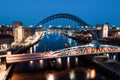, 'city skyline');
0,0,120,26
